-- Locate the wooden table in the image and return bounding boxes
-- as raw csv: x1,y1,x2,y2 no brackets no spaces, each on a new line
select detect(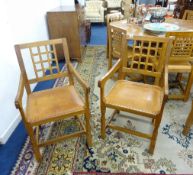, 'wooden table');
110,18,193,37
